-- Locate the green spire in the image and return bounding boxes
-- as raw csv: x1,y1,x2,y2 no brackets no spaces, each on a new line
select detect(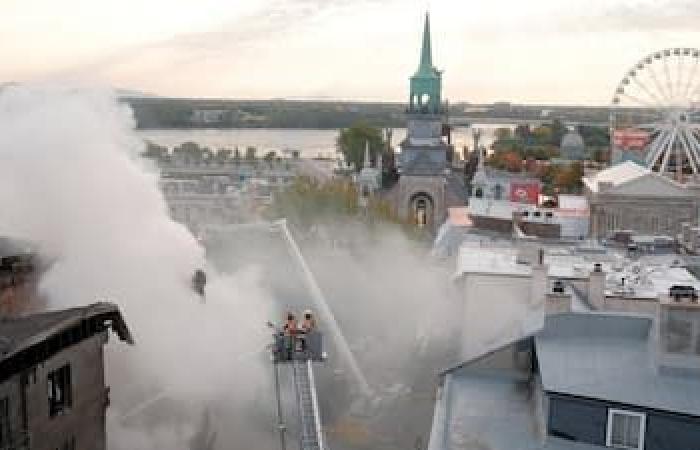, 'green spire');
419,12,433,72
409,11,442,114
